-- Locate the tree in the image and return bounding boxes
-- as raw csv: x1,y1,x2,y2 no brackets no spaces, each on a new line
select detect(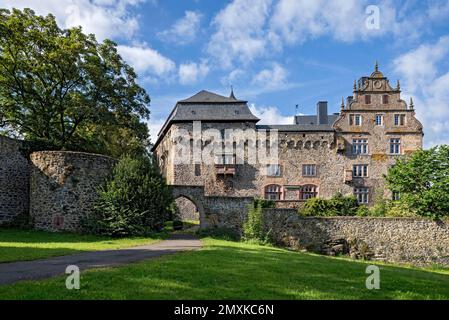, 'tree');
0,8,150,156
386,145,449,219
84,155,174,236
